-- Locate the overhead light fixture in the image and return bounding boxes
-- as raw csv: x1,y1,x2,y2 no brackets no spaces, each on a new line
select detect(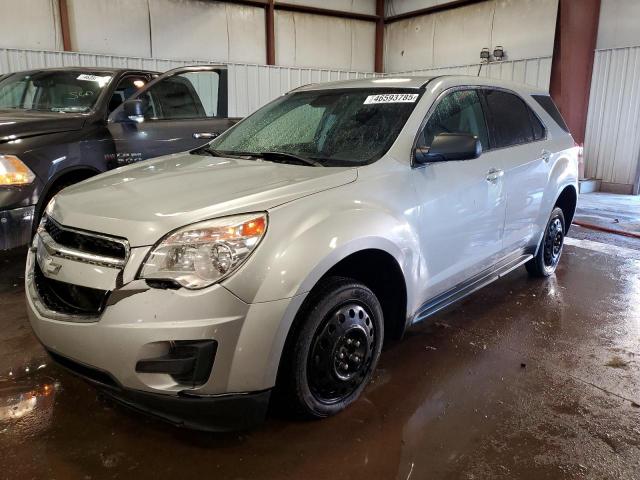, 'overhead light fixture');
480,48,491,63
493,46,504,61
